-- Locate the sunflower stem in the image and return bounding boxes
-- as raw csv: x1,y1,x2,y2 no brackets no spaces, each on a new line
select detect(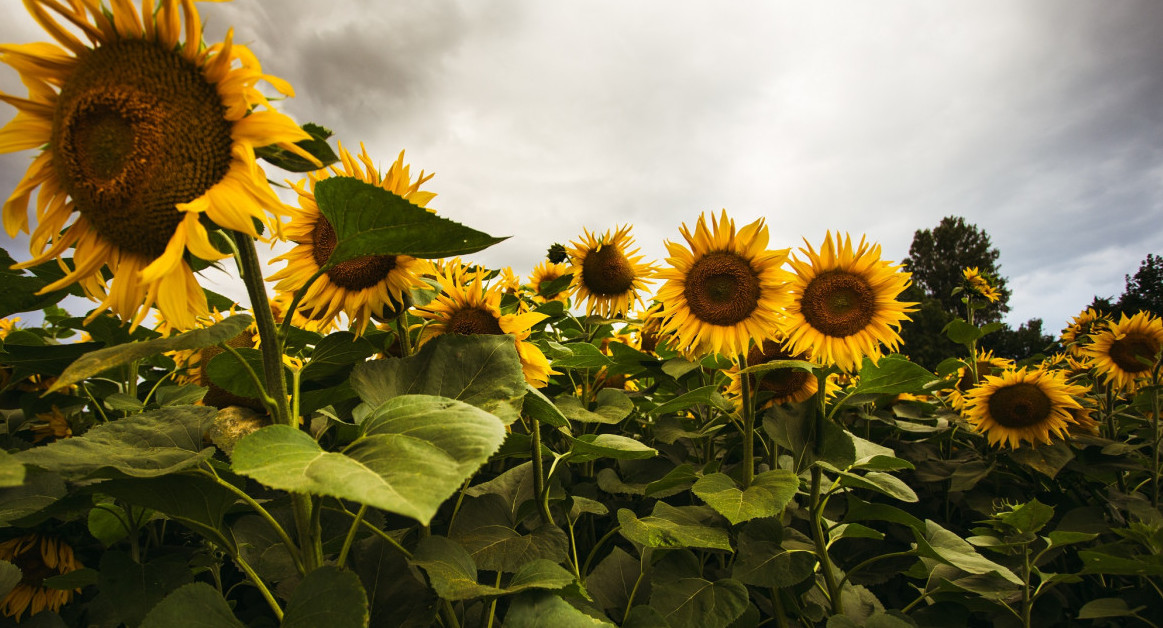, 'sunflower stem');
396,306,413,357
739,351,755,489
810,465,842,615
530,415,555,526
1150,358,1162,508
